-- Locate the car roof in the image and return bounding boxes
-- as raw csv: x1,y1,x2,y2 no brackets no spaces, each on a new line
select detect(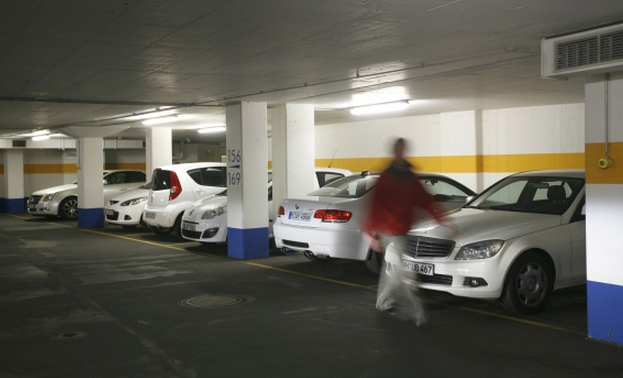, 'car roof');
156,162,227,171
509,169,585,179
